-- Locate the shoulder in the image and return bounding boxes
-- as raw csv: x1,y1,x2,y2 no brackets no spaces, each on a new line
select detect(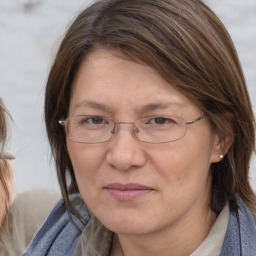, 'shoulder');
9,188,61,235
237,199,256,251
12,188,60,219
22,194,91,256
0,188,60,256
220,198,256,256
